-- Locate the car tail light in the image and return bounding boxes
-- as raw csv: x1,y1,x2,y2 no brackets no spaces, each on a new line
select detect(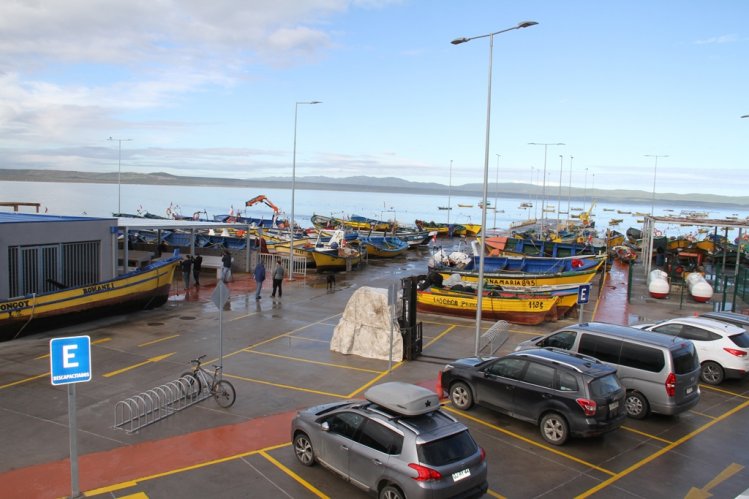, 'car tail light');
480,447,486,461
408,463,442,481
724,347,748,357
576,398,597,416
436,371,444,398
665,372,676,397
